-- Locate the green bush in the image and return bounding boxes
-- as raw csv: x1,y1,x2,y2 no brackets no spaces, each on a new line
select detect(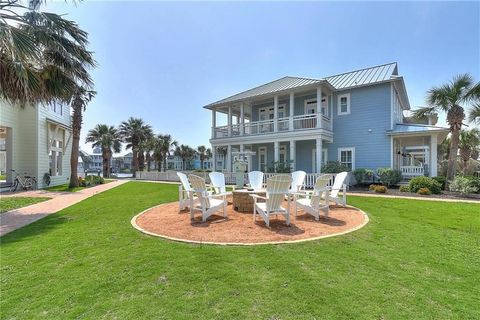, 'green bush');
449,176,480,194
417,187,432,195
369,184,379,191
377,168,402,187
433,176,446,189
374,185,387,193
409,176,442,194
353,168,374,185
321,161,350,173
85,175,105,186
399,185,410,192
